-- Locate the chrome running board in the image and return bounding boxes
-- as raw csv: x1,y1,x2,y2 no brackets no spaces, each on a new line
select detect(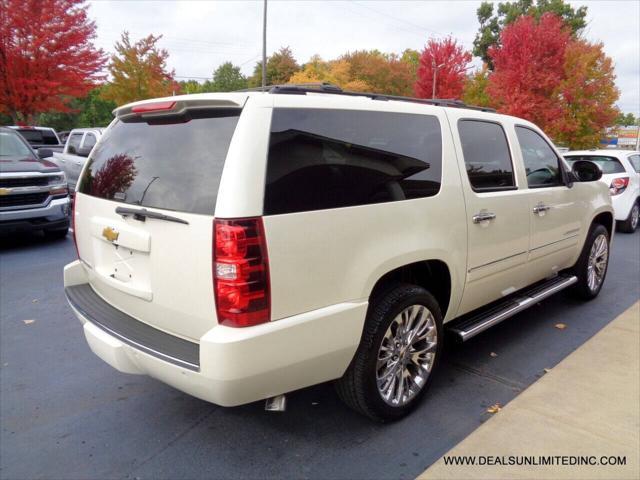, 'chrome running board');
448,275,578,342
